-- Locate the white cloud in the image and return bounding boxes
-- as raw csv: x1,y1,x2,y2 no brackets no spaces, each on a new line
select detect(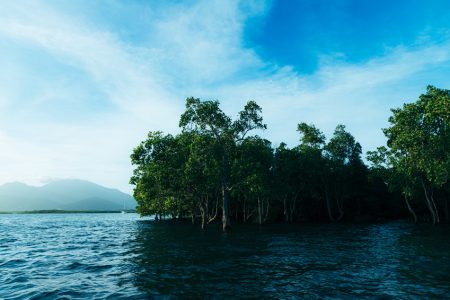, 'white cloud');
0,0,449,193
